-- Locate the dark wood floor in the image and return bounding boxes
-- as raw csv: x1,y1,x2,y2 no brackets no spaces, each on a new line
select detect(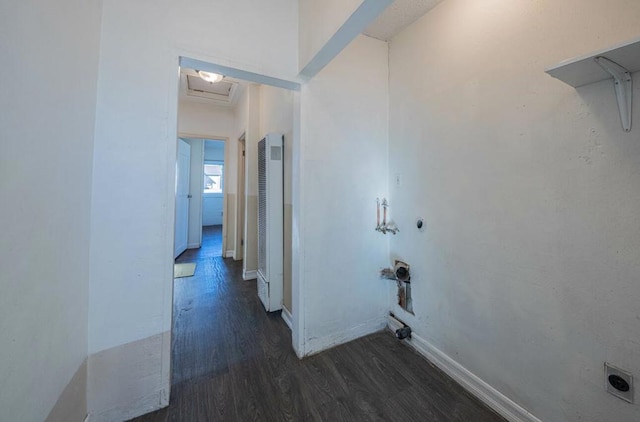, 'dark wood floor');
131,229,504,422
176,225,223,263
